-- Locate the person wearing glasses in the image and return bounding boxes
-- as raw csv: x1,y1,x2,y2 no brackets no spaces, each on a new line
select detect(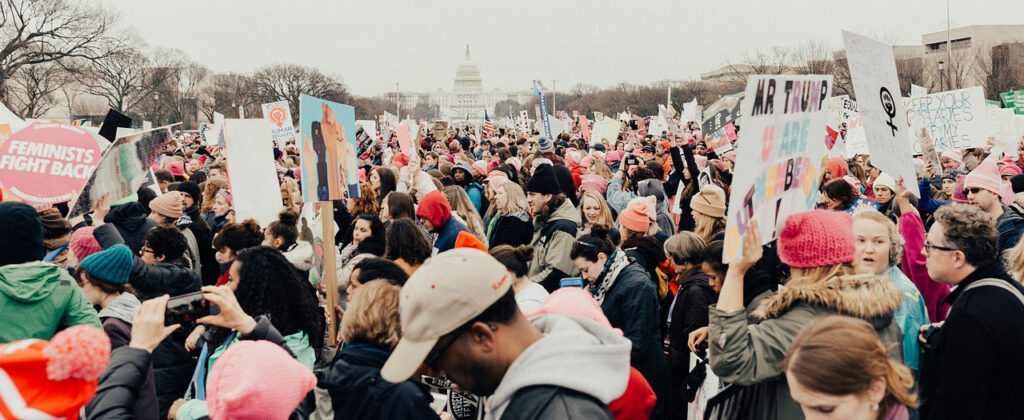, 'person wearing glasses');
917,204,1024,420
963,156,1024,253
